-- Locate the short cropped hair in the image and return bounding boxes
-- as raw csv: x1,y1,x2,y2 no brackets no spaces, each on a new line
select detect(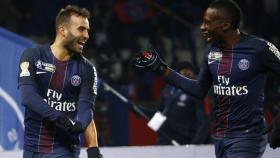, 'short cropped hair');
55,5,90,29
176,61,194,72
209,0,242,29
